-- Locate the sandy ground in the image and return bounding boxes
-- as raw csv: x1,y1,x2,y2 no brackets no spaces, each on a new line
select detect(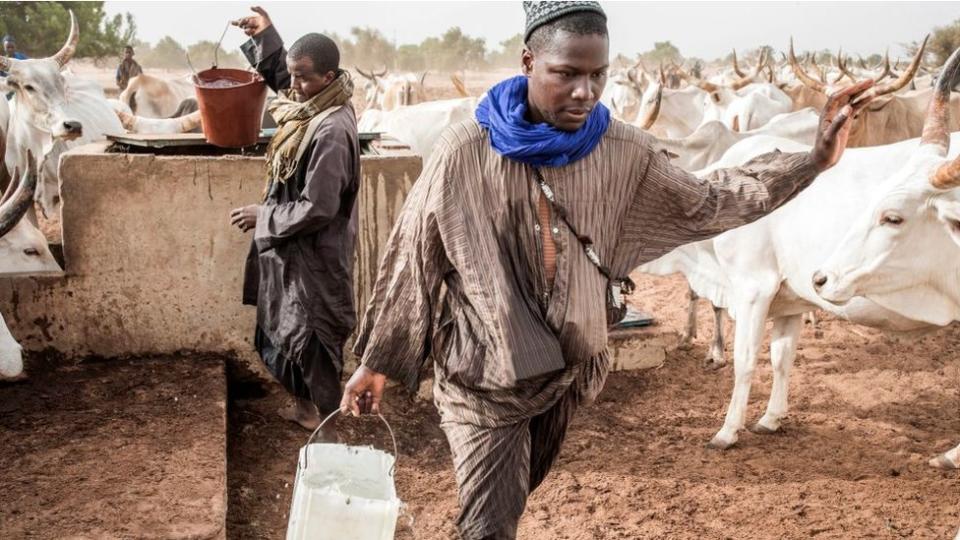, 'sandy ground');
0,355,227,539
227,273,960,539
